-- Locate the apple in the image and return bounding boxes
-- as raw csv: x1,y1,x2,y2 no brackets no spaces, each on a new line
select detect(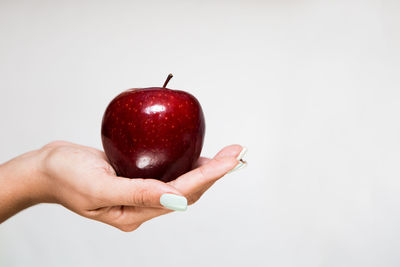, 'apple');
101,74,205,182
